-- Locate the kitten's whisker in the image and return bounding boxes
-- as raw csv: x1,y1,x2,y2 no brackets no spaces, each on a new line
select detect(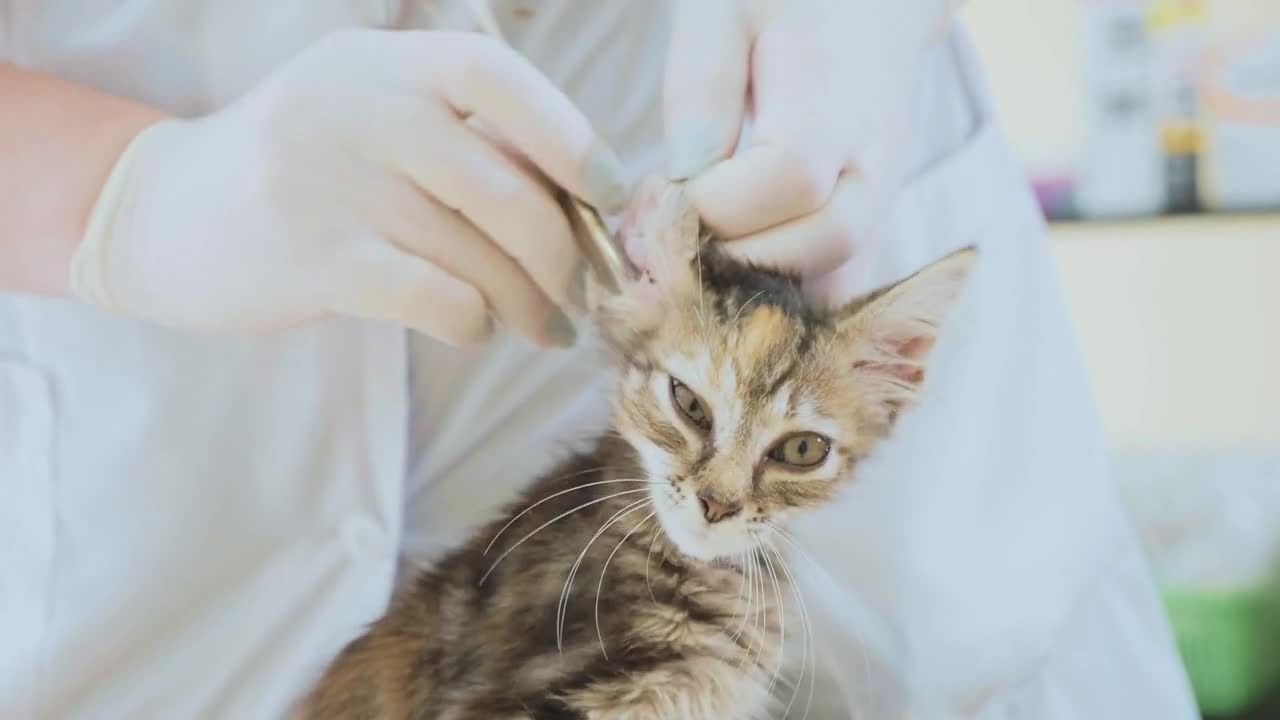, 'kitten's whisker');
695,230,709,337
731,289,767,327
760,544,786,697
671,256,705,334
594,511,656,659
731,553,752,665
727,548,755,647
752,548,770,672
556,497,653,655
541,465,641,486
483,479,659,555
557,498,652,649
764,524,848,599
766,544,812,720
478,488,652,586
729,550,749,626
643,526,662,605
765,526,827,720
736,550,766,674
